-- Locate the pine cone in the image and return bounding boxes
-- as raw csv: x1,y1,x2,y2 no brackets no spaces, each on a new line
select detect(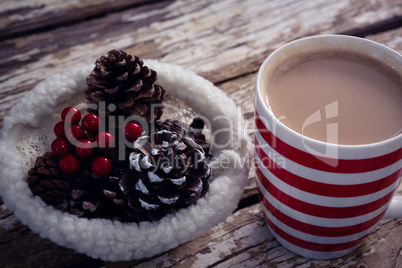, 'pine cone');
155,118,210,156
85,50,166,122
67,168,131,220
27,152,70,207
119,129,211,222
